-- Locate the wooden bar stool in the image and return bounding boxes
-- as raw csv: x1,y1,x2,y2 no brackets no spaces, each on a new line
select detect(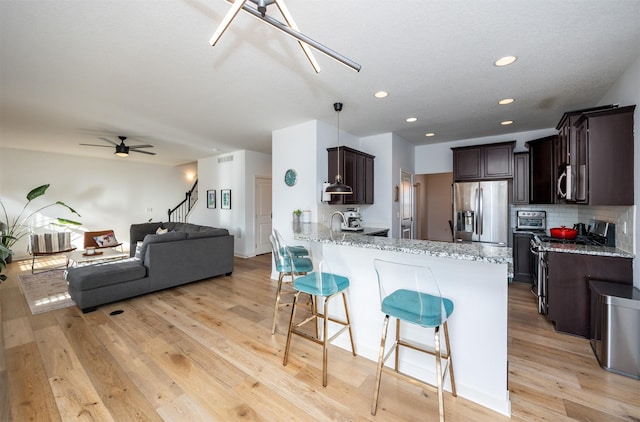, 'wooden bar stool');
371,259,456,421
283,260,356,387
